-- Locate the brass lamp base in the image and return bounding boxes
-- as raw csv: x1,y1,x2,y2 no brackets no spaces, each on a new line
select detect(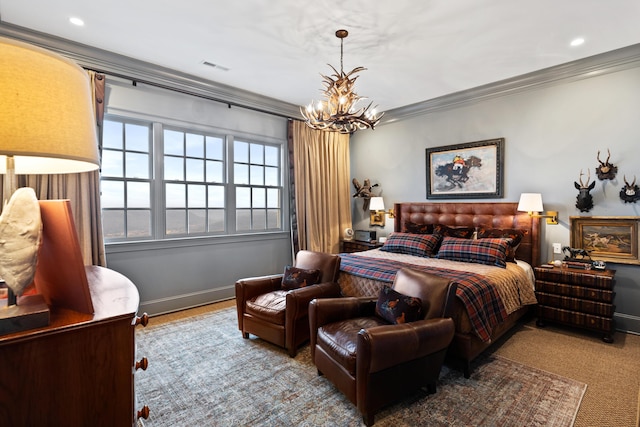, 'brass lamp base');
0,293,50,336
